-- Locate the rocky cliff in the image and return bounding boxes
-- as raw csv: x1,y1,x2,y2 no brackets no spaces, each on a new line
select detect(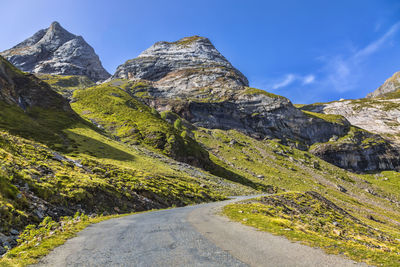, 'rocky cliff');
112,36,248,97
111,36,400,172
112,36,348,147
1,22,110,82
0,55,71,112
302,99,400,146
300,70,400,171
